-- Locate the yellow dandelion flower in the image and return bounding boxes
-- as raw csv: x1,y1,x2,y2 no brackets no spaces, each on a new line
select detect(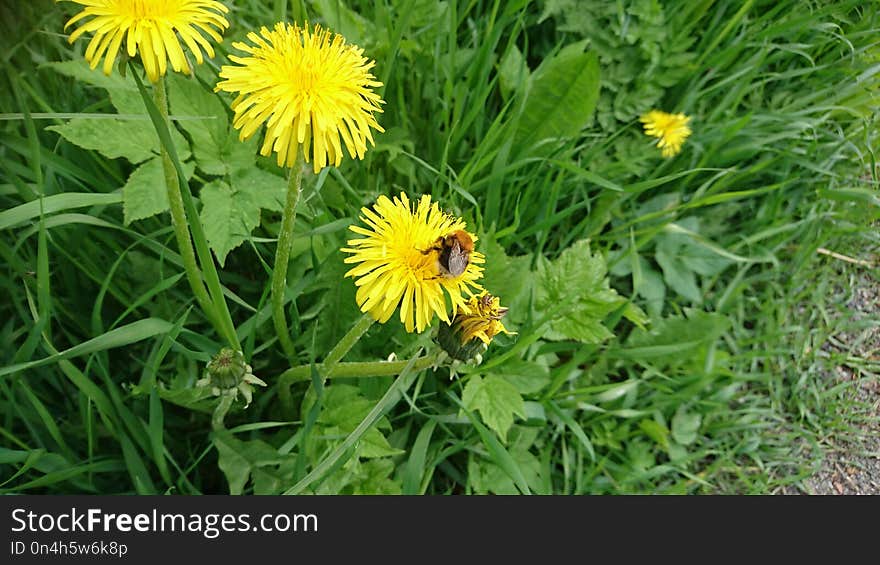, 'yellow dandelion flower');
453,292,512,345
61,0,230,83
640,110,692,157
215,22,385,173
436,292,513,362
341,193,485,333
